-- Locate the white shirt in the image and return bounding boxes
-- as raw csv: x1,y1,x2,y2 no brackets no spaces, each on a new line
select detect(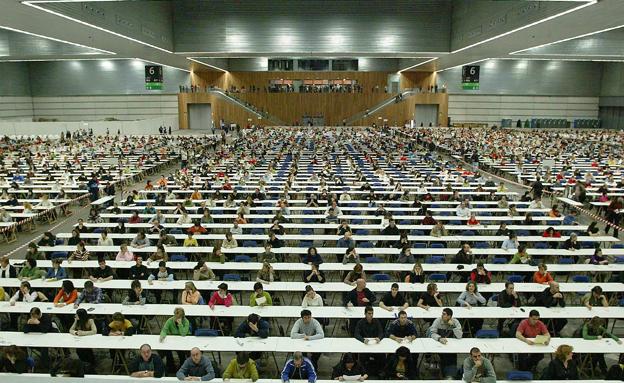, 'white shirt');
456,206,471,217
